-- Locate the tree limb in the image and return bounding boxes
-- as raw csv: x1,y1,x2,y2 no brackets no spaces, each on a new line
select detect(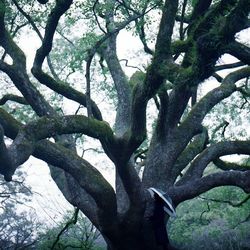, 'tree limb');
170,170,250,205
0,108,117,224
213,158,250,171
0,94,28,105
180,66,250,141
215,61,245,71
226,41,250,65
178,140,250,185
